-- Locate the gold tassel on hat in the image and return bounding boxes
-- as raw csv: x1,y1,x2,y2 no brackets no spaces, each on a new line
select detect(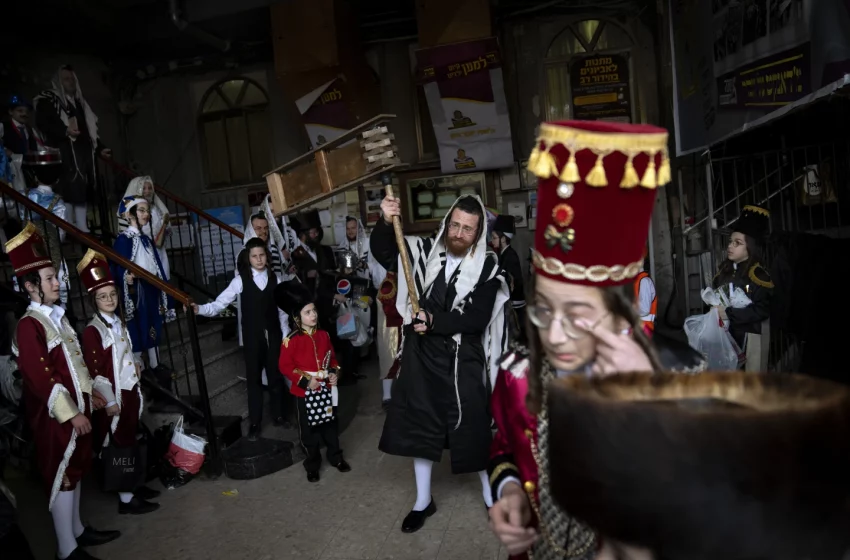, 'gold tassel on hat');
657,150,672,186
640,152,658,189
531,144,558,179
585,154,608,187
620,154,640,188
559,151,581,183
528,145,542,172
